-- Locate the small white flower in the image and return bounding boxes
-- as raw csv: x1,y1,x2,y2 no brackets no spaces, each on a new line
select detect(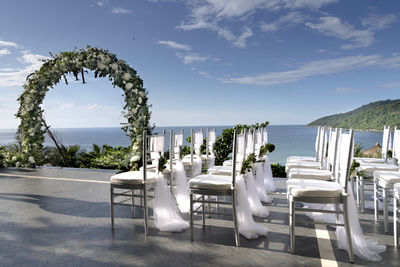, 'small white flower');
130,155,140,162
122,73,131,81
125,83,133,90
132,145,139,150
15,162,21,168
28,156,35,164
110,63,118,70
138,97,142,104
29,132,34,136
12,156,17,161
139,91,145,97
